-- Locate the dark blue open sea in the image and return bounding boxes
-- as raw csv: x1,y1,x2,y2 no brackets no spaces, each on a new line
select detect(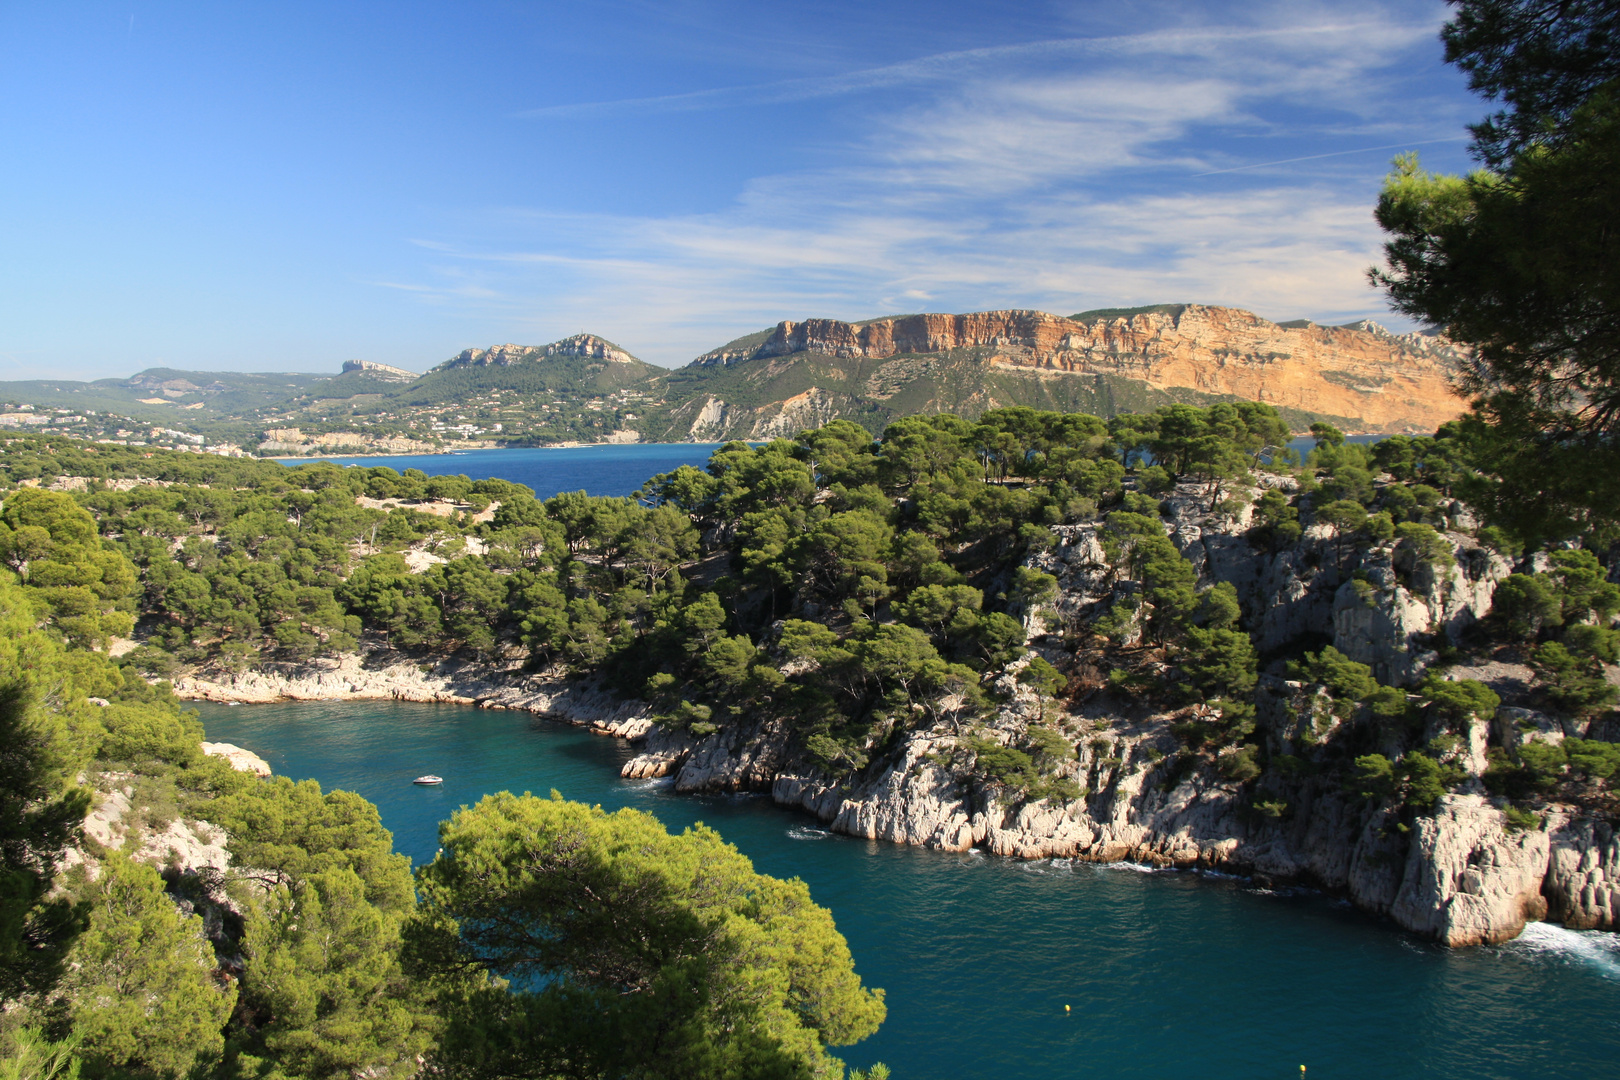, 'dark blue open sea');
280,443,723,498
230,441,1619,1079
